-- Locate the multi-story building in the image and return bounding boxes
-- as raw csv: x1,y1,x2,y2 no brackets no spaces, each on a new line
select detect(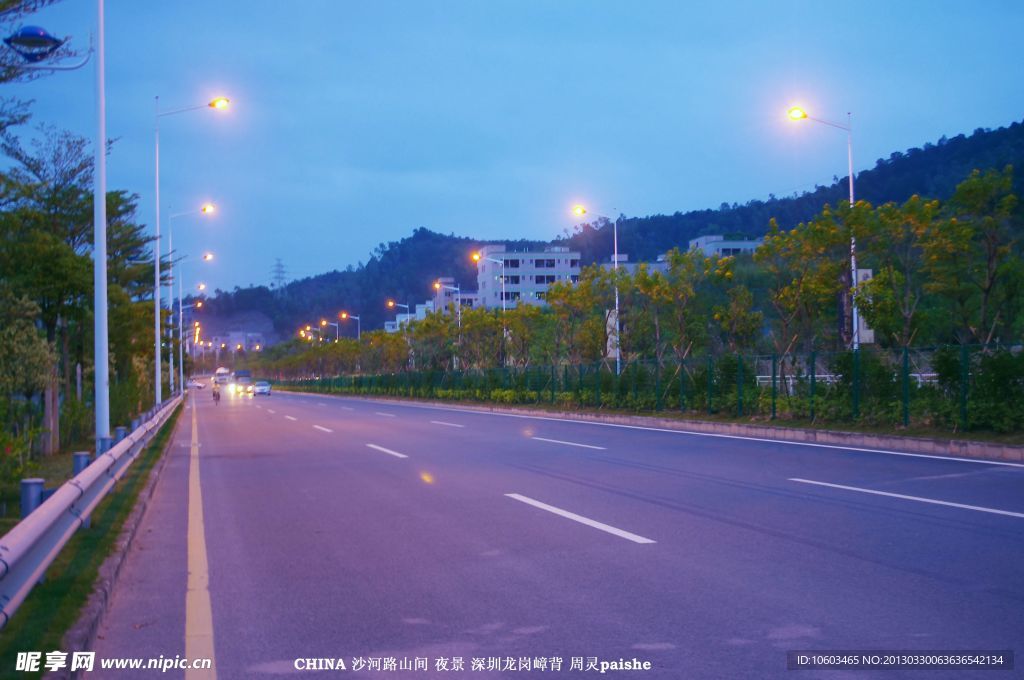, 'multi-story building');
688,234,763,257
474,245,581,309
